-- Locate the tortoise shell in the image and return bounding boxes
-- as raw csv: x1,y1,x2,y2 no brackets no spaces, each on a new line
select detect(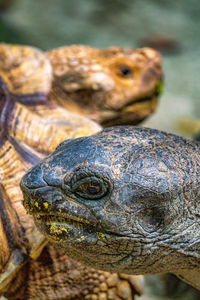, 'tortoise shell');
0,43,100,294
